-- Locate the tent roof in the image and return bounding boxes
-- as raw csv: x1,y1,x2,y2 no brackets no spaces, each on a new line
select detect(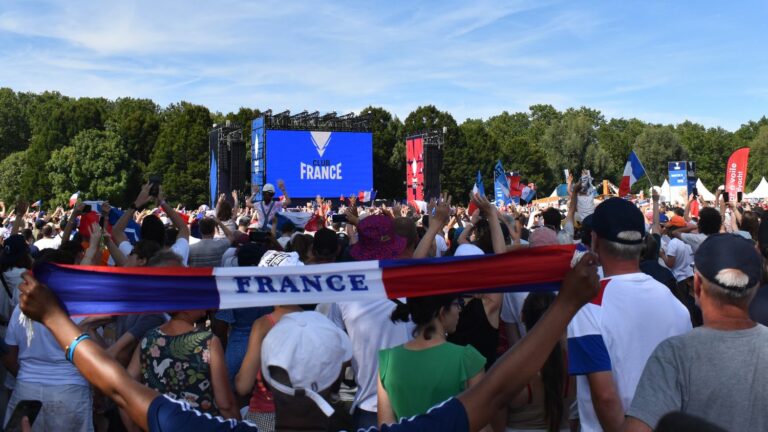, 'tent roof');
696,179,716,201
747,177,768,199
